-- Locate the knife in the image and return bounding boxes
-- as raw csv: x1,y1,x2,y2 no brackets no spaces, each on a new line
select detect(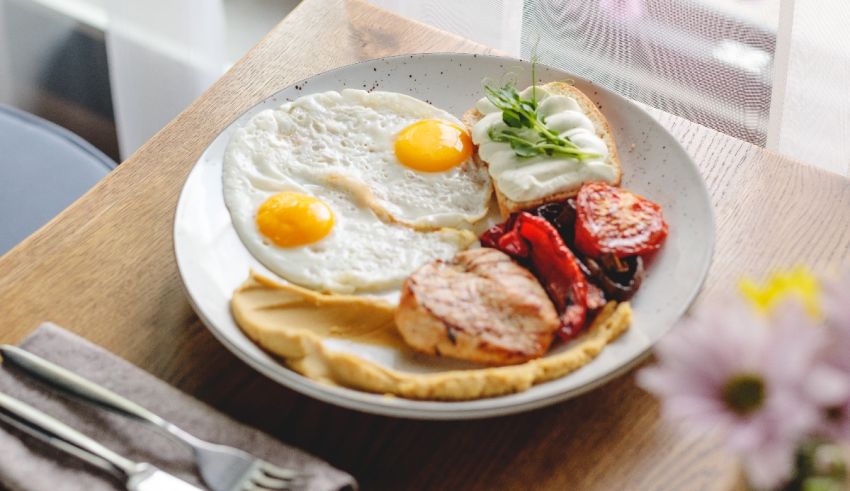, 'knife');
0,391,203,490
